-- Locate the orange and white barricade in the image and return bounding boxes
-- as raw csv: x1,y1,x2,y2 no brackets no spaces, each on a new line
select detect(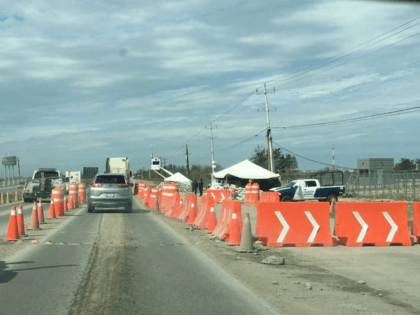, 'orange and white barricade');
255,202,334,247
335,202,413,246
